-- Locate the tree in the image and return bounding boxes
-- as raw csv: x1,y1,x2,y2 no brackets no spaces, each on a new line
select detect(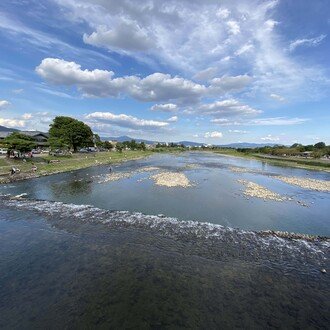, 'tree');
116,142,124,153
49,116,94,152
93,134,103,148
103,141,113,150
2,132,36,157
48,137,69,151
314,142,326,149
140,142,146,151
